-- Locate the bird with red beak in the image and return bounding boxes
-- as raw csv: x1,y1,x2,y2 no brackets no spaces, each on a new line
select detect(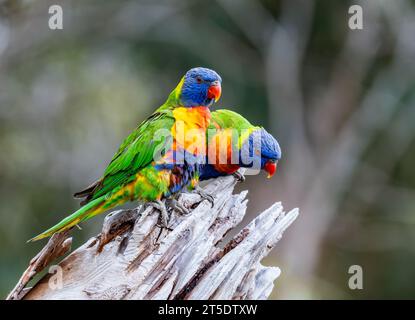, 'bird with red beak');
199,109,282,182
264,159,278,179
179,67,222,108
207,80,221,103
239,127,281,179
